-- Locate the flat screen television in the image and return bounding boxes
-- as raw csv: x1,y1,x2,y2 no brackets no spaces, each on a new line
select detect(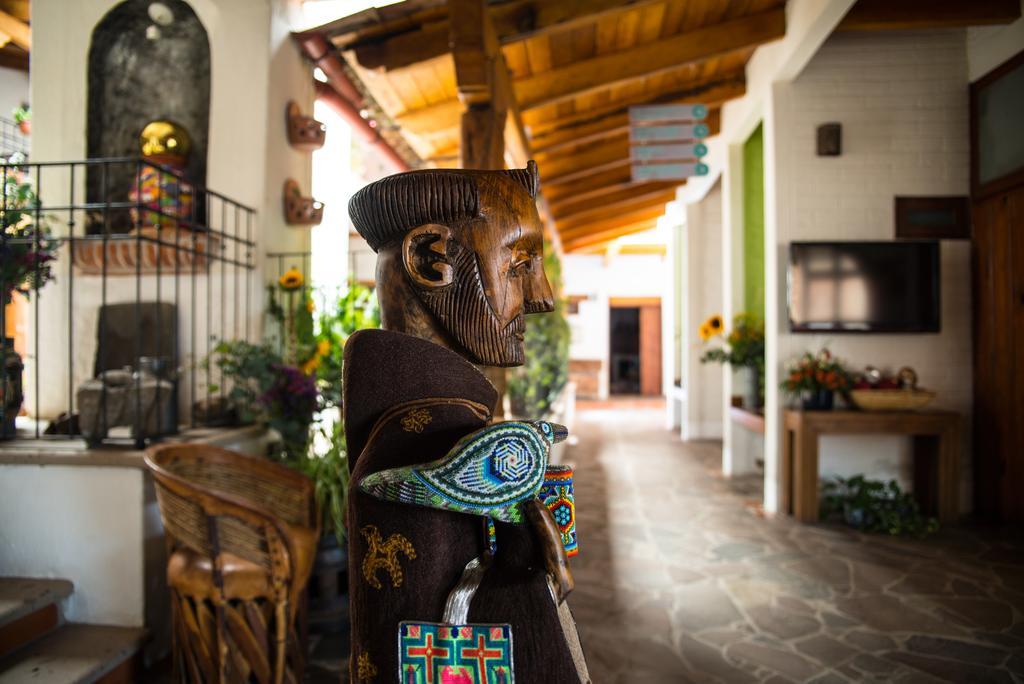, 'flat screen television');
788,241,940,333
